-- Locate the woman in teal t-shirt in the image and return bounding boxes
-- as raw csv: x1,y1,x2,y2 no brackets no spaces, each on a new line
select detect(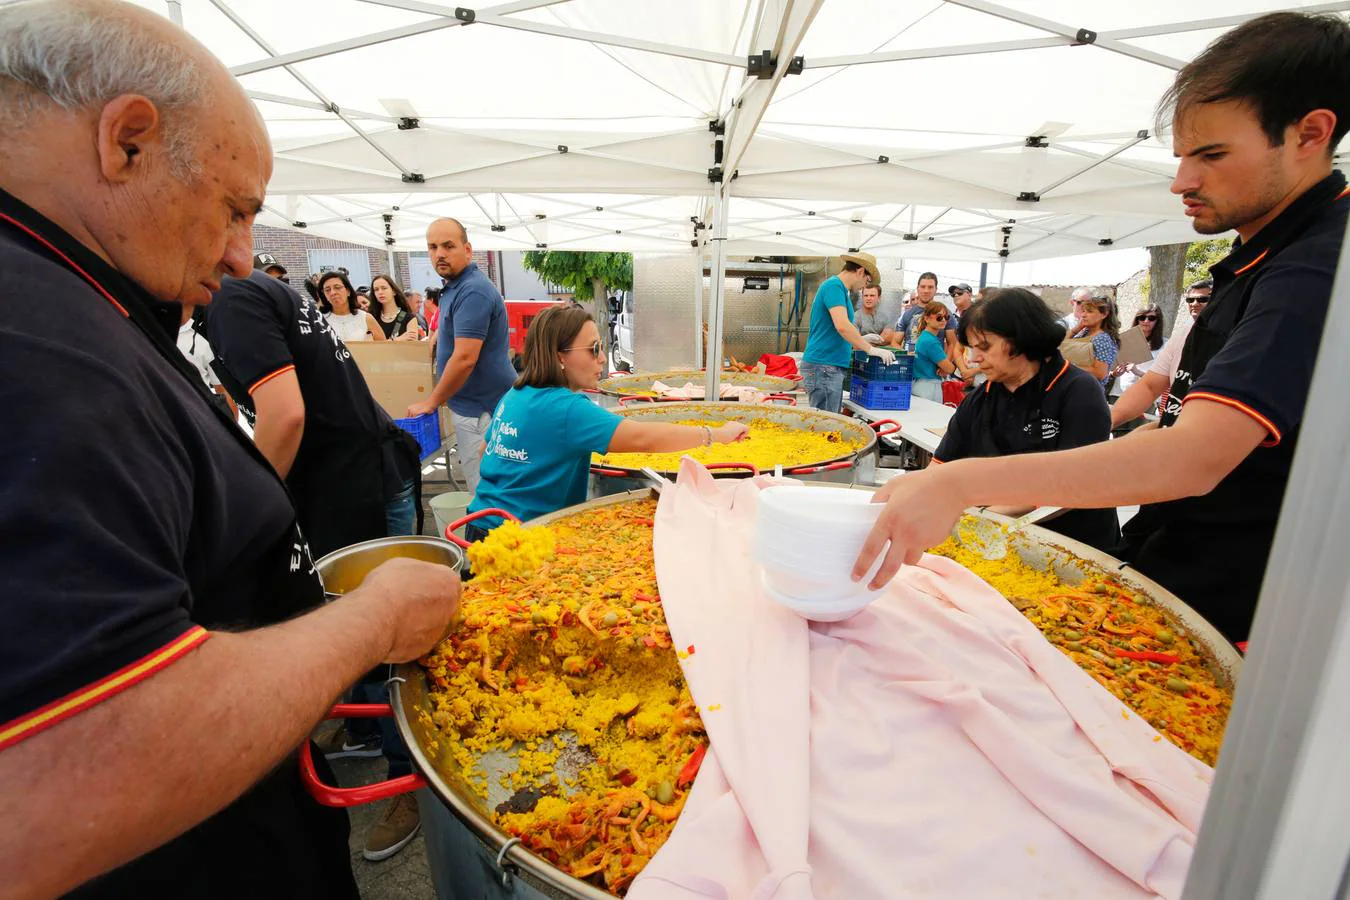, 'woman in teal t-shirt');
912,301,955,402
464,306,749,540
